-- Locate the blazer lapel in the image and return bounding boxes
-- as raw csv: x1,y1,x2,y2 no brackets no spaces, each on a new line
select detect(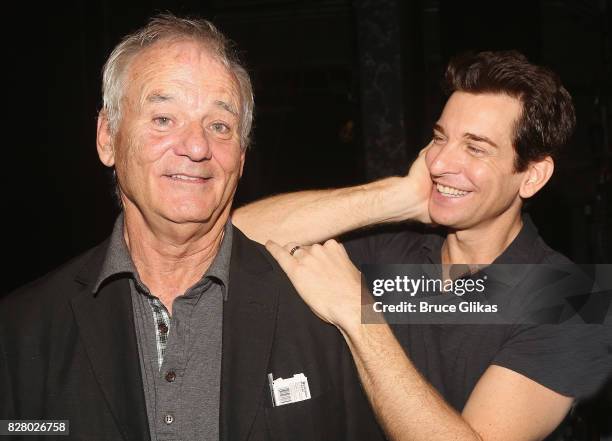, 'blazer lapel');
221,227,280,441
71,245,150,441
